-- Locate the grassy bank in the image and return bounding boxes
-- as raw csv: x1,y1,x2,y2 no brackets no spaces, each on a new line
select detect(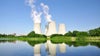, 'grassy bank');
0,36,100,42
0,37,46,41
51,36,100,43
